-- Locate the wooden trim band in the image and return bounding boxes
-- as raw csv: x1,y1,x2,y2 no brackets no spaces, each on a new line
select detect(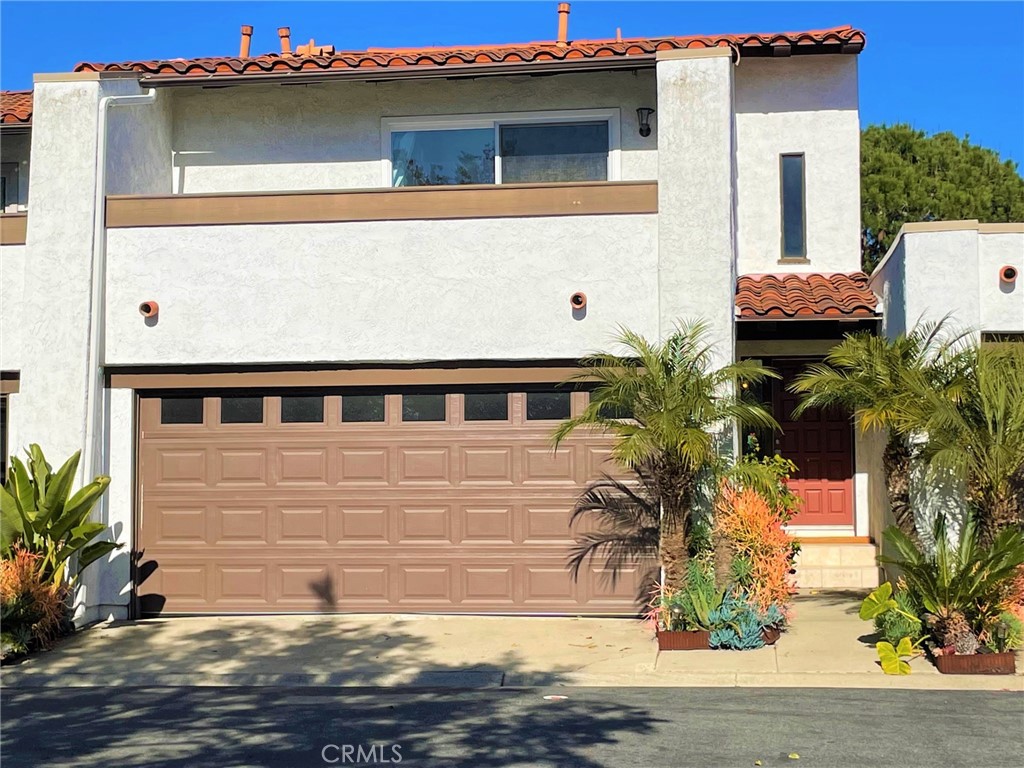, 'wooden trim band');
0,213,27,245
109,366,591,390
0,372,20,394
106,181,658,229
